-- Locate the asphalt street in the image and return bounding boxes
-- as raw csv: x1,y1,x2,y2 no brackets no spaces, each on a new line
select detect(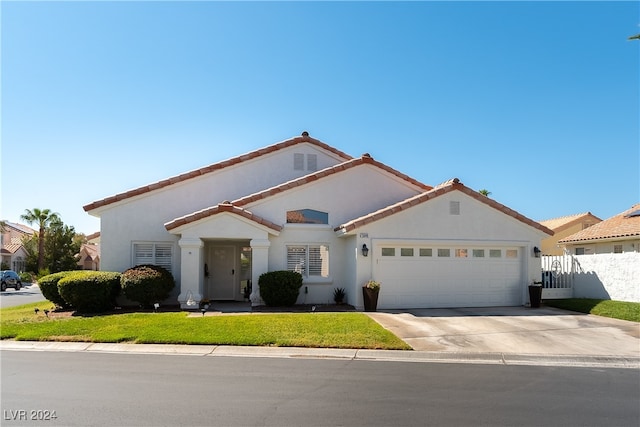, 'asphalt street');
0,283,46,309
2,350,639,427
